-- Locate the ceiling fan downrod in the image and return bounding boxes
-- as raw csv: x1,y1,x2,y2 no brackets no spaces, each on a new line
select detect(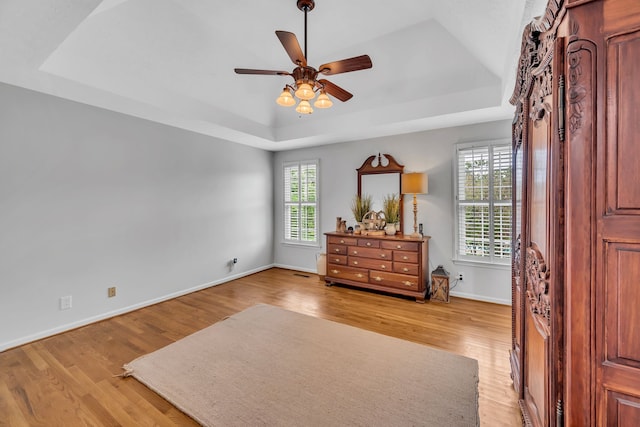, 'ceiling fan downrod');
297,0,315,61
